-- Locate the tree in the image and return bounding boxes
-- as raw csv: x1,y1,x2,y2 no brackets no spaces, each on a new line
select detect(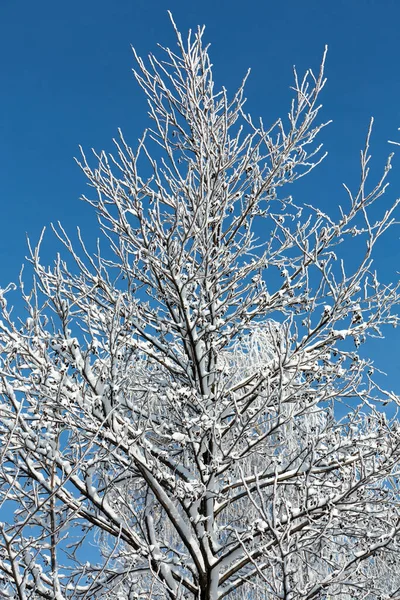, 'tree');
1,13,400,600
